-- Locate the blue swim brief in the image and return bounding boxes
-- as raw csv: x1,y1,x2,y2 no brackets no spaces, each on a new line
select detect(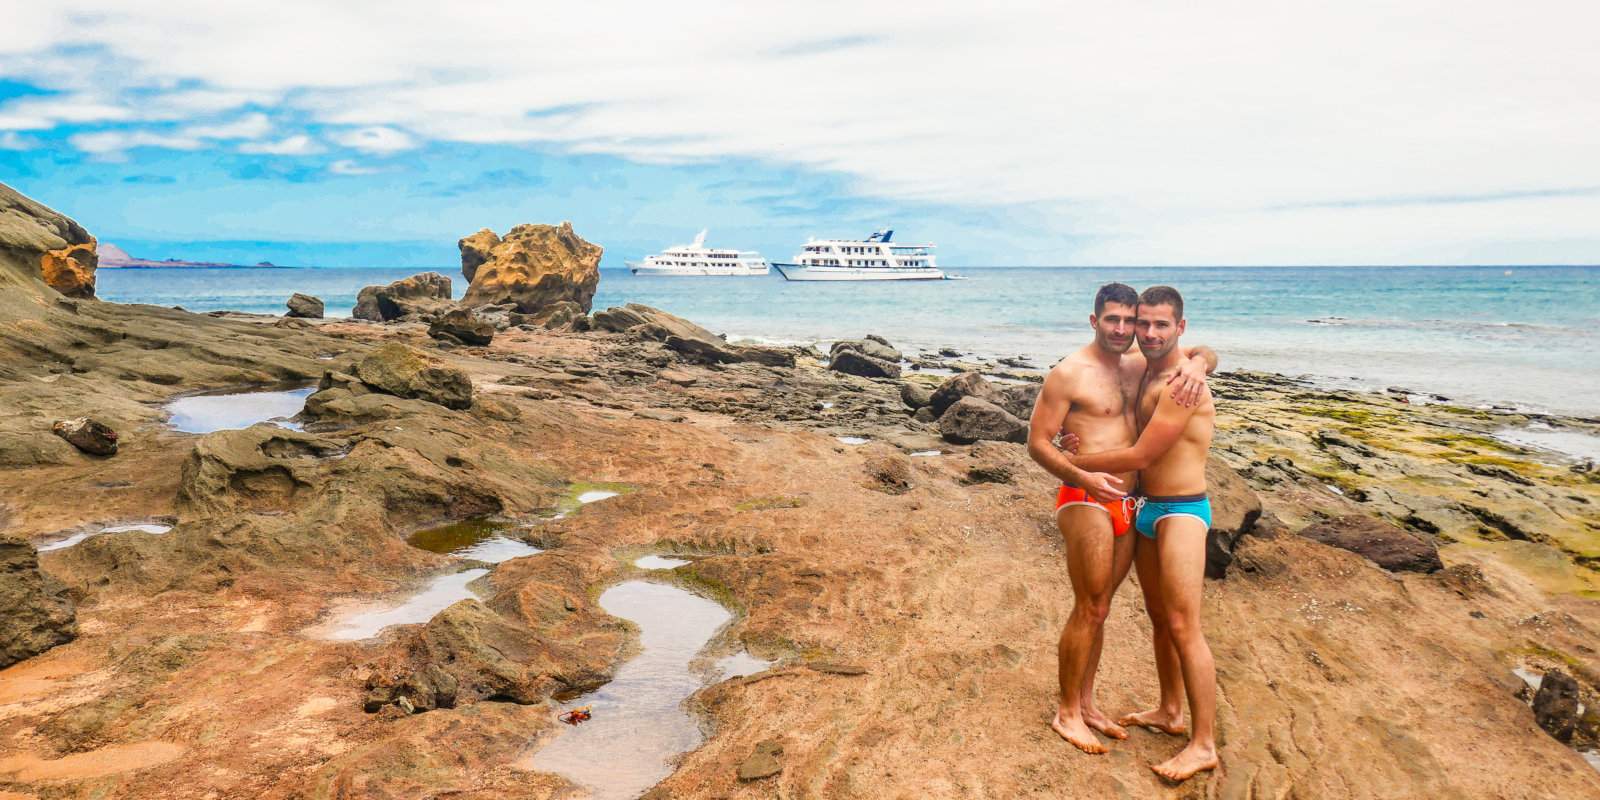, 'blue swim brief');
1133,493,1212,539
